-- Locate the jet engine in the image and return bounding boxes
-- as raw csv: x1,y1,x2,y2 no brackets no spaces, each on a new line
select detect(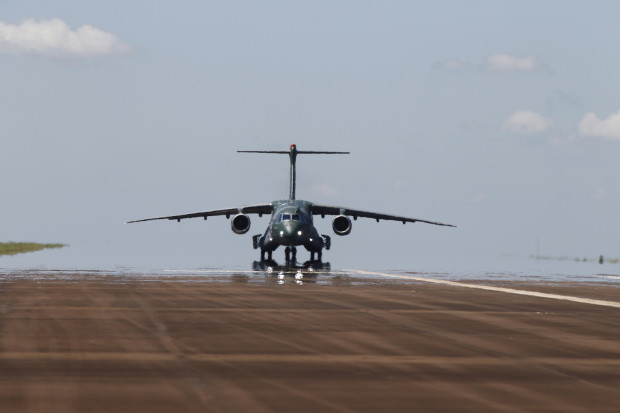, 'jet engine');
332,215,352,236
231,213,251,234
